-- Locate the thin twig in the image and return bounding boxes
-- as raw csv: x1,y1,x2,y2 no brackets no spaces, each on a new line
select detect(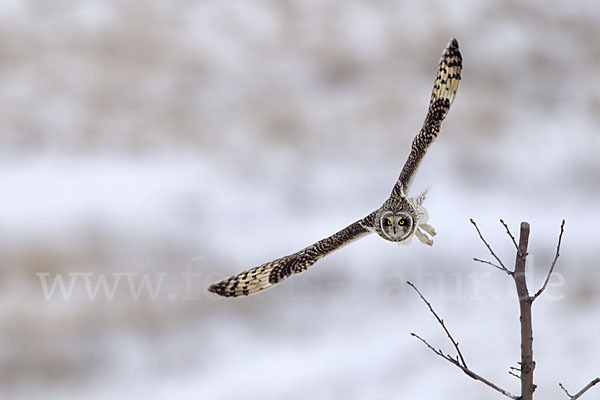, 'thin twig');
407,281,467,367
470,219,511,275
473,257,504,272
532,220,566,301
559,383,572,397
413,219,592,400
410,332,517,399
407,281,516,399
509,371,520,379
500,219,519,251
559,378,600,400
509,365,521,379
411,332,444,357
